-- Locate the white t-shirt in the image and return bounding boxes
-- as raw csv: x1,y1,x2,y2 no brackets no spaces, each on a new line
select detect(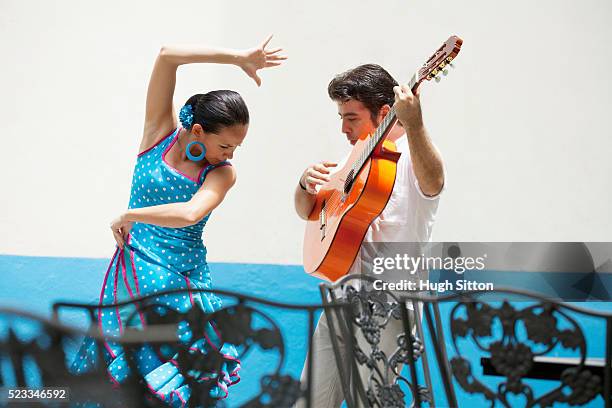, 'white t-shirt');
336,134,443,276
